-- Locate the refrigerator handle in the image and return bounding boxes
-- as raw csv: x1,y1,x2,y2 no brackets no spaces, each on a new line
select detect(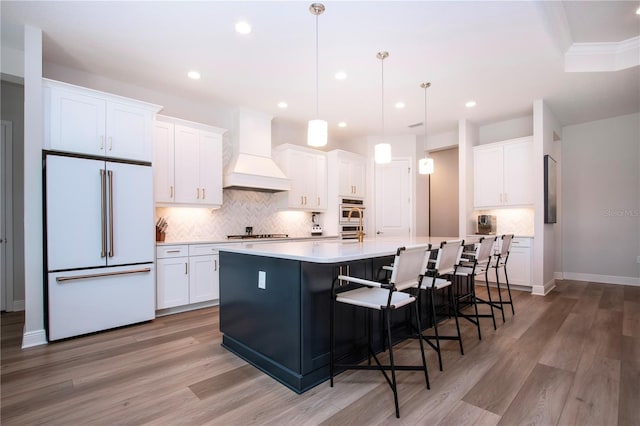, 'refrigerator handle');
108,170,114,258
100,169,107,258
